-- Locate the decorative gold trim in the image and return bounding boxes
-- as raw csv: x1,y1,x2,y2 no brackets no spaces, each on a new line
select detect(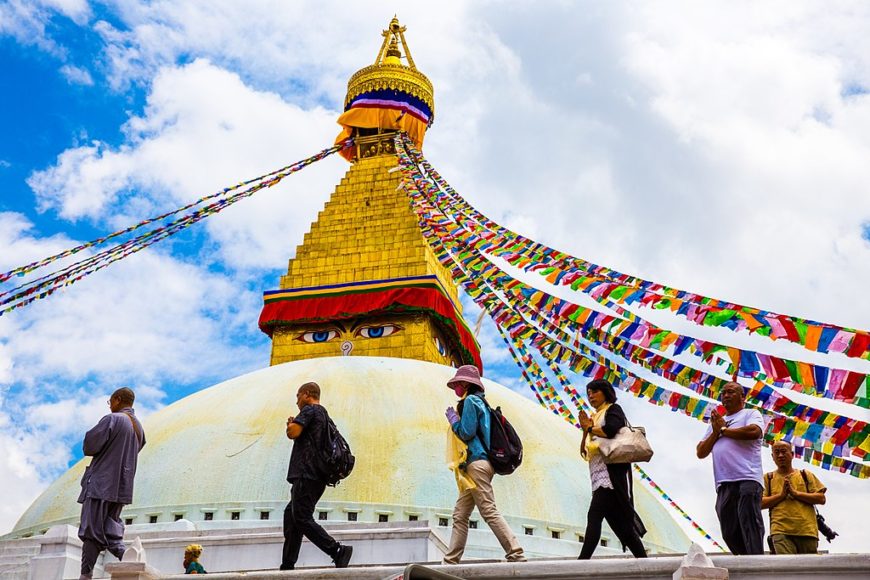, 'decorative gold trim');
345,65,434,112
